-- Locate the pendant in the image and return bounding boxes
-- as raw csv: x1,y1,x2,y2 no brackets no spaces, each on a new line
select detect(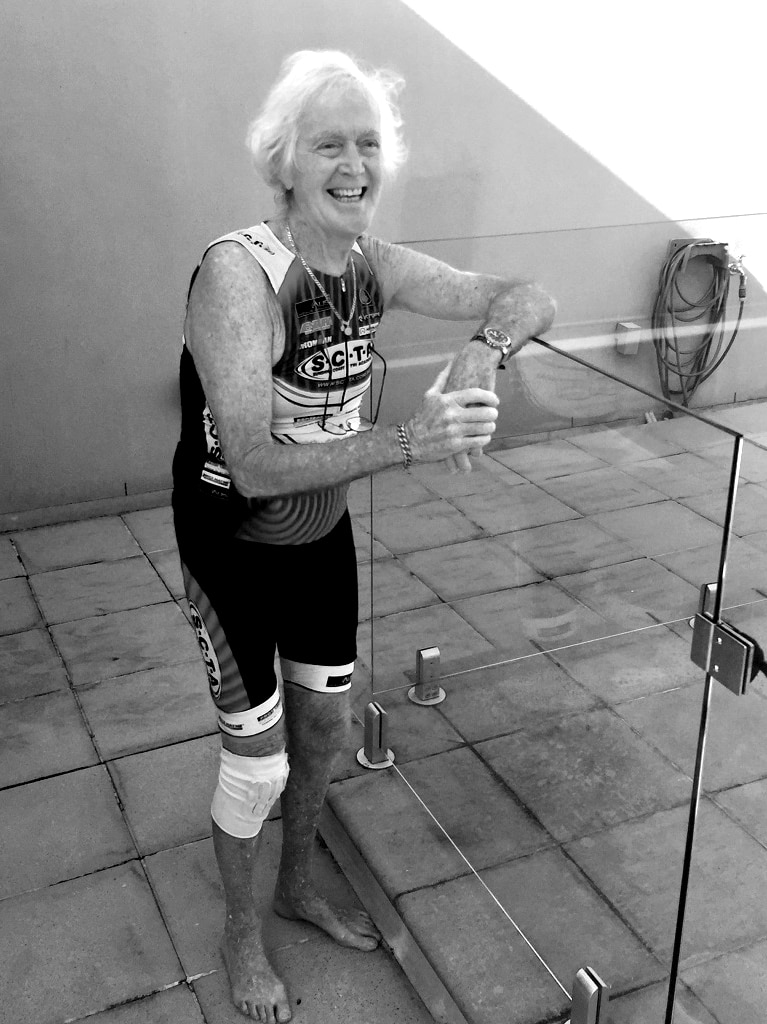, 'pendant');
343,325,352,336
